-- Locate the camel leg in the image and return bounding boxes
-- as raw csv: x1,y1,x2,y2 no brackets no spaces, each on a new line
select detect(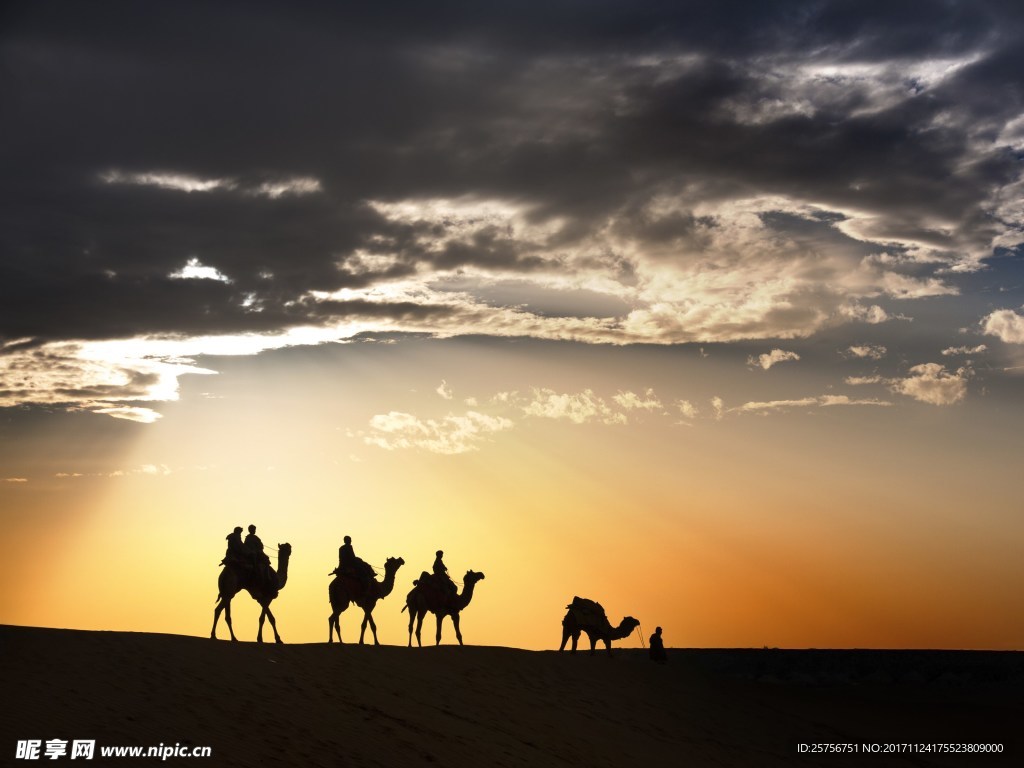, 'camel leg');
452,613,463,646
219,598,238,642
211,600,224,640
414,611,425,647
328,611,343,643
589,635,598,656
558,627,569,652
257,607,266,643
435,613,445,645
360,609,379,645
604,638,612,657
263,604,283,644
406,607,415,647
226,601,237,641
